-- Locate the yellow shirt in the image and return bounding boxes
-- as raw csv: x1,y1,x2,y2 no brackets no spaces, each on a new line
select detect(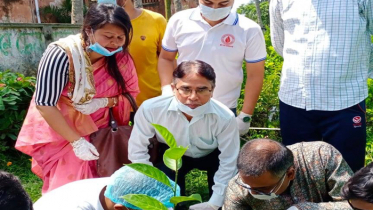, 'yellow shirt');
129,9,167,106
